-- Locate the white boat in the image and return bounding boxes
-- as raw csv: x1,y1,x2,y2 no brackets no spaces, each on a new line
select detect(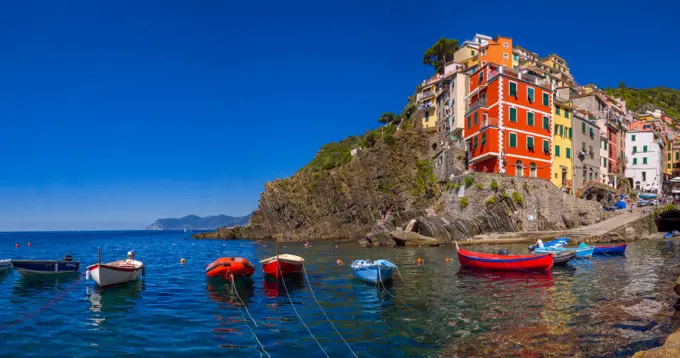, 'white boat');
87,250,144,287
0,259,11,271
